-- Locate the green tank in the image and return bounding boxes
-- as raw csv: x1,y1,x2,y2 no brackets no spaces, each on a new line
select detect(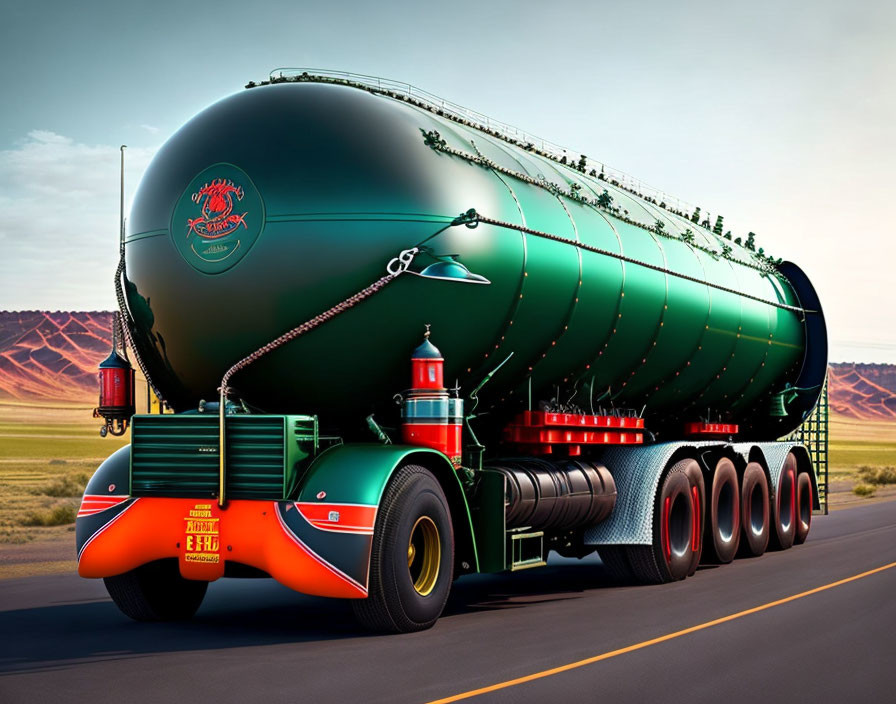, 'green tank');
123,72,826,440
